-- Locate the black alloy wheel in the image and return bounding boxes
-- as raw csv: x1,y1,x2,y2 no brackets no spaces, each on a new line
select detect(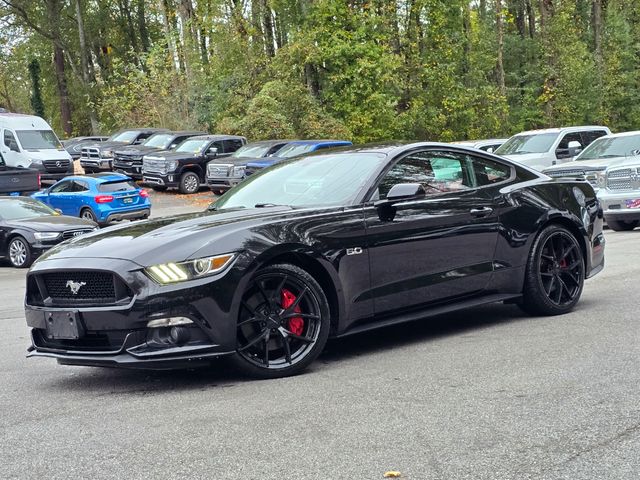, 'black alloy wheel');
231,264,330,378
520,225,585,316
